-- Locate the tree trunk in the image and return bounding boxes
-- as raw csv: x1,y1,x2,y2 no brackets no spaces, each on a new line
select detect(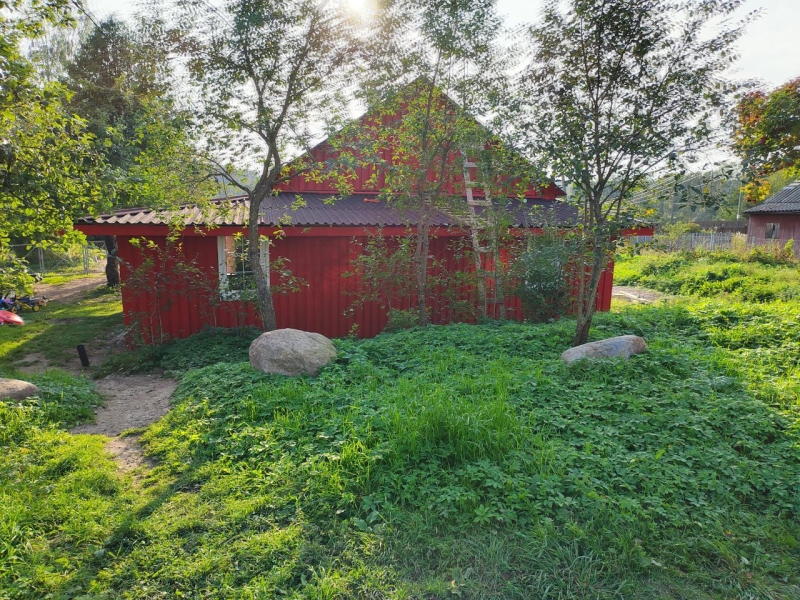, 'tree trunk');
415,216,431,327
104,235,120,287
572,239,608,346
248,192,277,331
492,228,506,320
468,228,487,319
